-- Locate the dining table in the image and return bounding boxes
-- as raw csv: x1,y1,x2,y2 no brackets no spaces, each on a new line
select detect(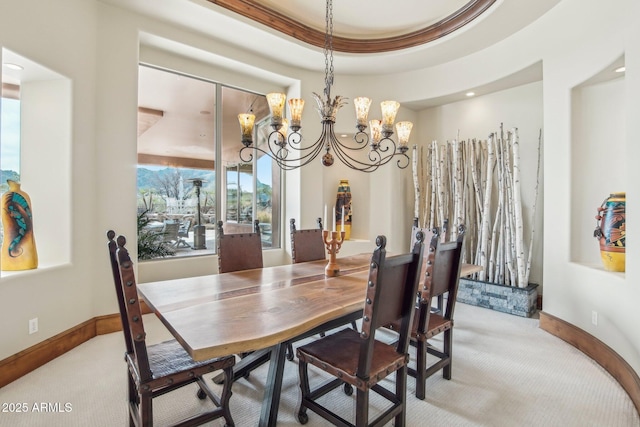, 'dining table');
137,252,482,427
